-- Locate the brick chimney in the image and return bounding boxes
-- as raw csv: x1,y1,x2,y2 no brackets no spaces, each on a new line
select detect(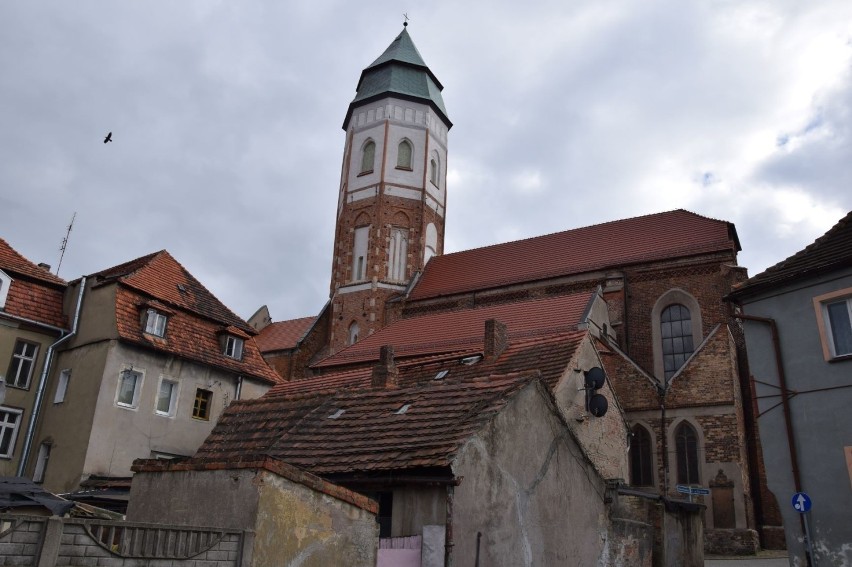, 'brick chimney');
371,345,399,388
484,319,508,361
